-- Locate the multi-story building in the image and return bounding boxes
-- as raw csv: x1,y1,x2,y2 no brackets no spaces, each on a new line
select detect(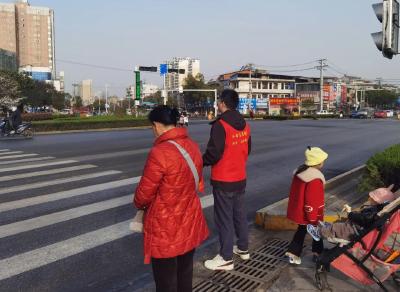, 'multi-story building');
164,57,200,90
218,69,300,114
142,83,159,98
80,79,93,106
0,49,17,71
0,3,17,69
0,0,55,80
